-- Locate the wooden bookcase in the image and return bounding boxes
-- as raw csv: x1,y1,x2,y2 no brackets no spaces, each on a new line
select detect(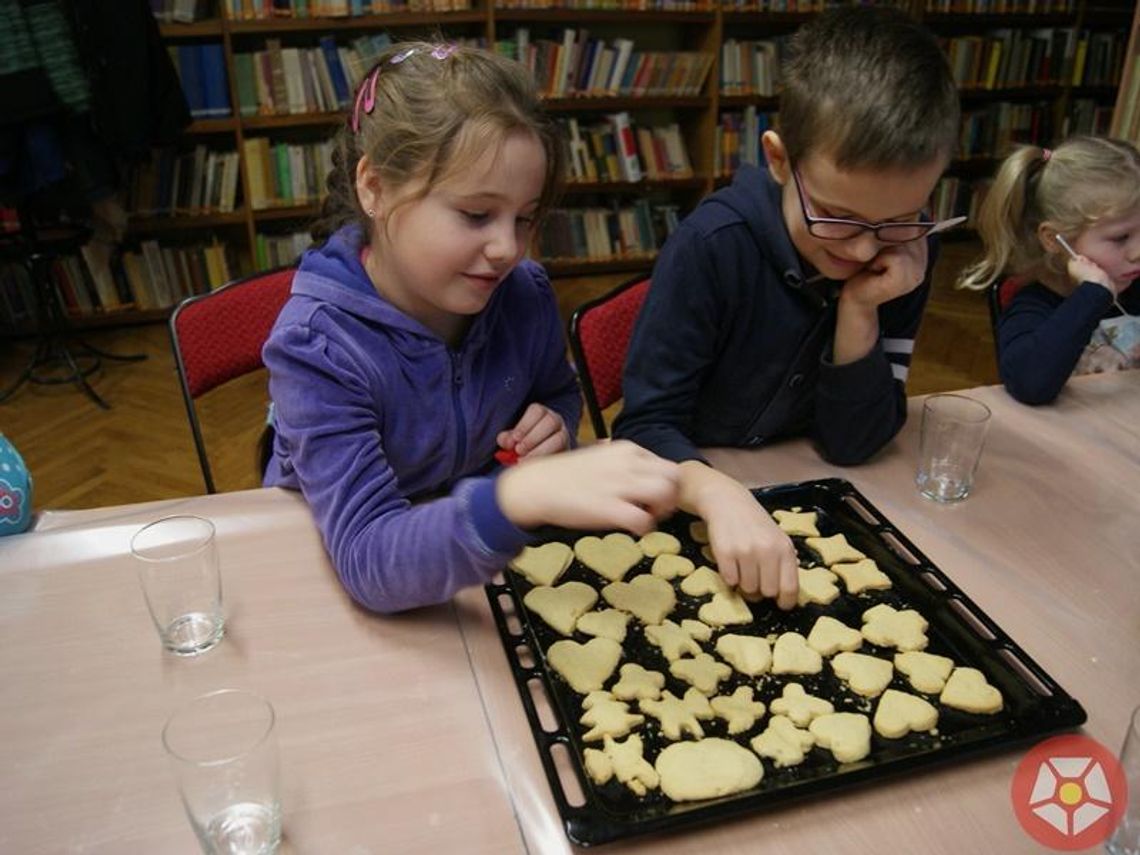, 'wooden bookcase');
1109,0,1140,144
142,1,1130,301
